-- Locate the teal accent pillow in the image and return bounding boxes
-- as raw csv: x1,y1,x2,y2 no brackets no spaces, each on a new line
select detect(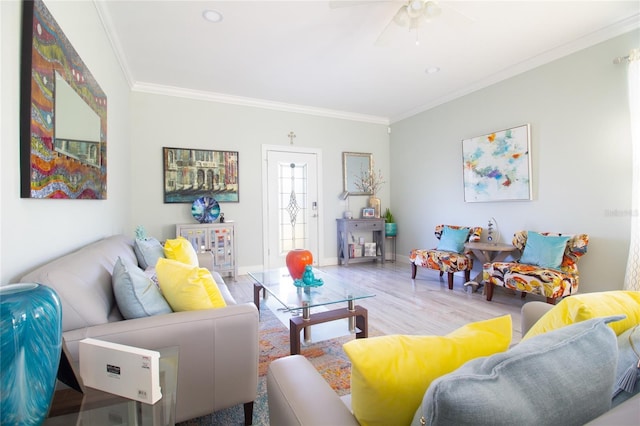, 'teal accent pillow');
612,325,640,407
112,257,172,319
436,227,469,253
411,316,622,426
519,231,570,269
133,238,165,269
